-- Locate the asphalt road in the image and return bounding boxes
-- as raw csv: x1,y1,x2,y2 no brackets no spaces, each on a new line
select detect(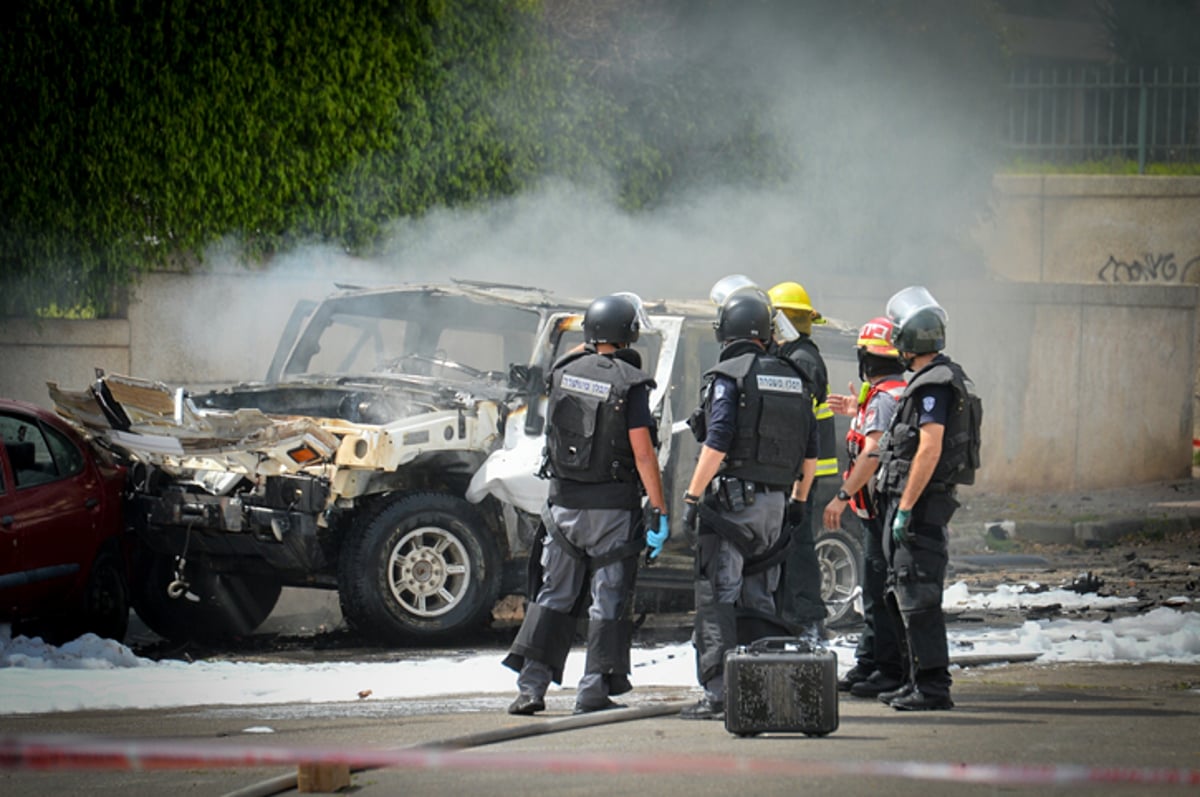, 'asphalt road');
3,656,1199,797
5,478,1198,796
